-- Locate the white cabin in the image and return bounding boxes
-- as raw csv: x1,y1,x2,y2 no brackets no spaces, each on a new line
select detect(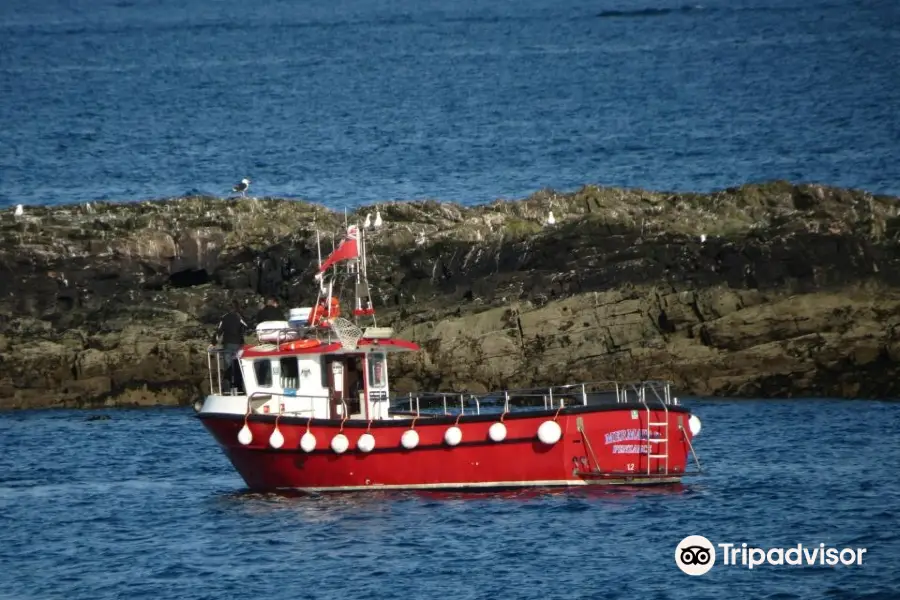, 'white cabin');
202,316,409,421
